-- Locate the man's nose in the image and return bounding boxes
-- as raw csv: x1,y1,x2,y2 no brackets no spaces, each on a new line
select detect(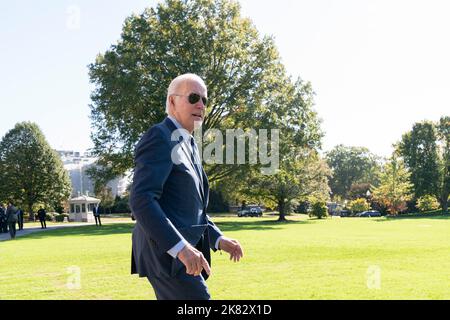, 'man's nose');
196,100,206,110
